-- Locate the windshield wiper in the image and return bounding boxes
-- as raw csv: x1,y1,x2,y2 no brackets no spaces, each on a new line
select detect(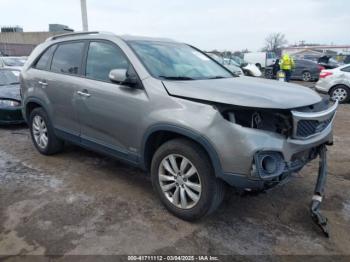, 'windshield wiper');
9,82,20,85
208,76,228,79
159,76,194,80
